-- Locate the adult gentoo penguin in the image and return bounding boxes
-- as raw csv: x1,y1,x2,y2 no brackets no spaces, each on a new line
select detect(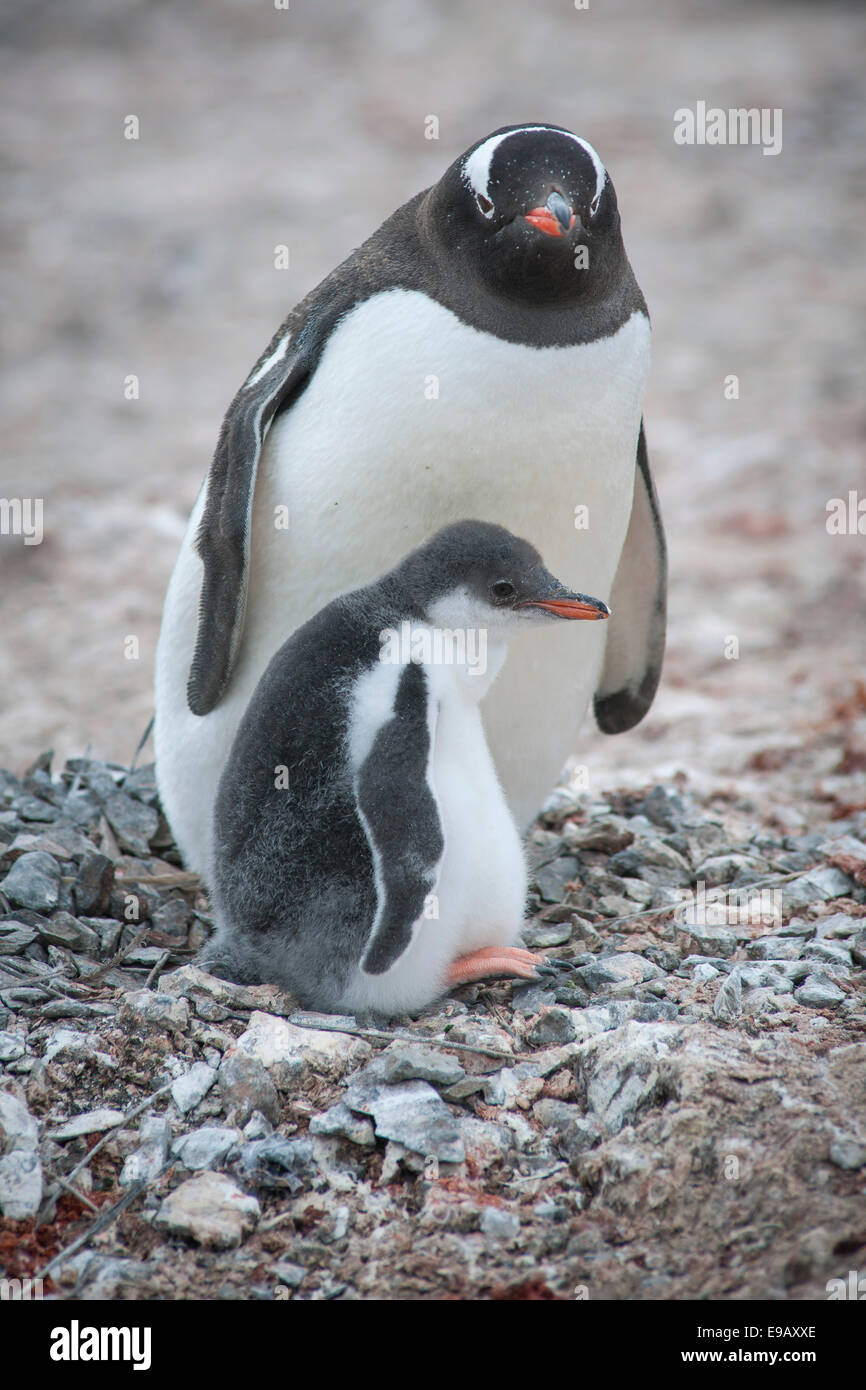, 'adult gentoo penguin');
155,123,666,881
203,521,610,1015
